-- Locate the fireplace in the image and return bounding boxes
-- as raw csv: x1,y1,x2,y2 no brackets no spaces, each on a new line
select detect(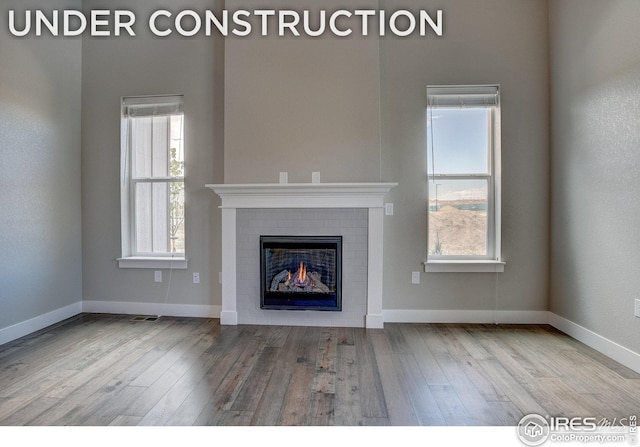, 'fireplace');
206,182,397,327
260,235,342,311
